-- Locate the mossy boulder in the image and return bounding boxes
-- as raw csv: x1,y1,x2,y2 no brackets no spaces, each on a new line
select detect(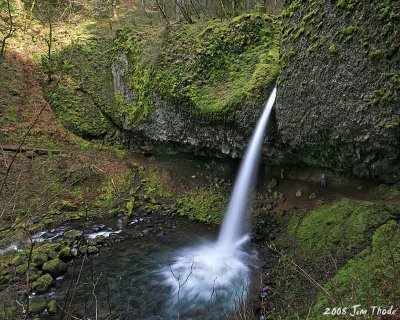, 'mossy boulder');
87,246,99,254
29,296,48,315
42,258,67,277
58,246,73,262
63,229,83,241
32,251,48,268
47,299,58,314
32,273,54,294
29,268,43,282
